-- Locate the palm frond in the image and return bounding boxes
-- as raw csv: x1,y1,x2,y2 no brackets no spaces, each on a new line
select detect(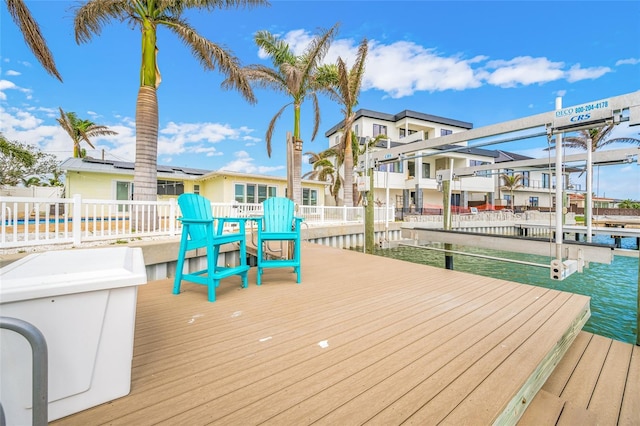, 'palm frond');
300,23,339,78
165,16,256,103
265,103,290,156
6,0,62,81
254,30,295,66
73,0,132,44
